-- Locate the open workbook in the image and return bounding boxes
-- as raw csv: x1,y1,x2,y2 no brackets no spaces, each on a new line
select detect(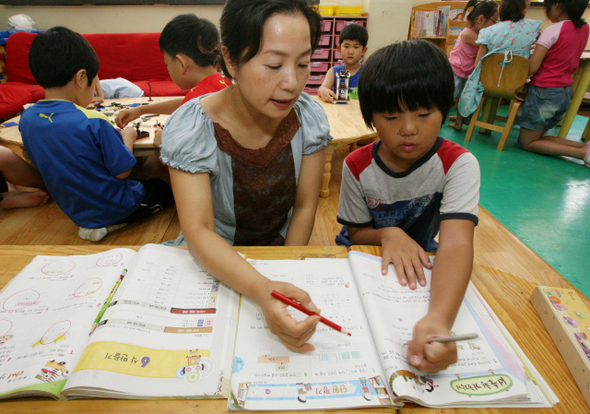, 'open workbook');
0,245,556,409
228,251,558,410
0,244,239,400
